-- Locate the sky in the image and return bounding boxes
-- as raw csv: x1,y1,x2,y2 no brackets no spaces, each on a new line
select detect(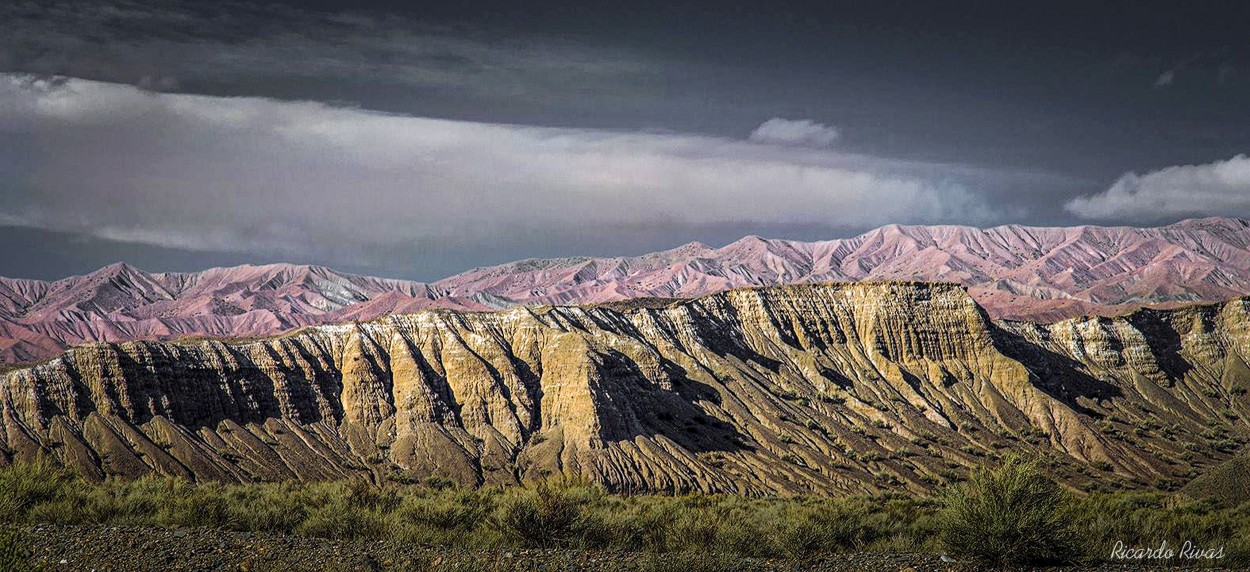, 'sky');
2,0,1249,281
